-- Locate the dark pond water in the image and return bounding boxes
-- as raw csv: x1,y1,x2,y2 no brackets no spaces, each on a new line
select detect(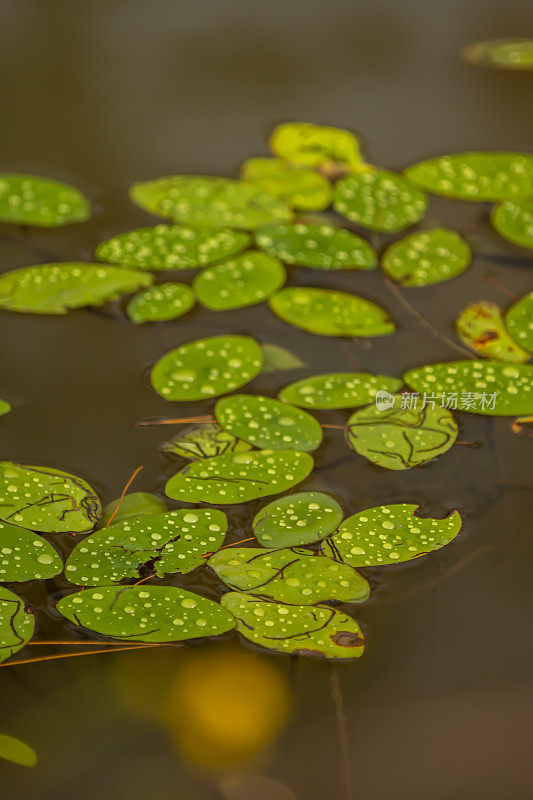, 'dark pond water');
1,1,533,798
